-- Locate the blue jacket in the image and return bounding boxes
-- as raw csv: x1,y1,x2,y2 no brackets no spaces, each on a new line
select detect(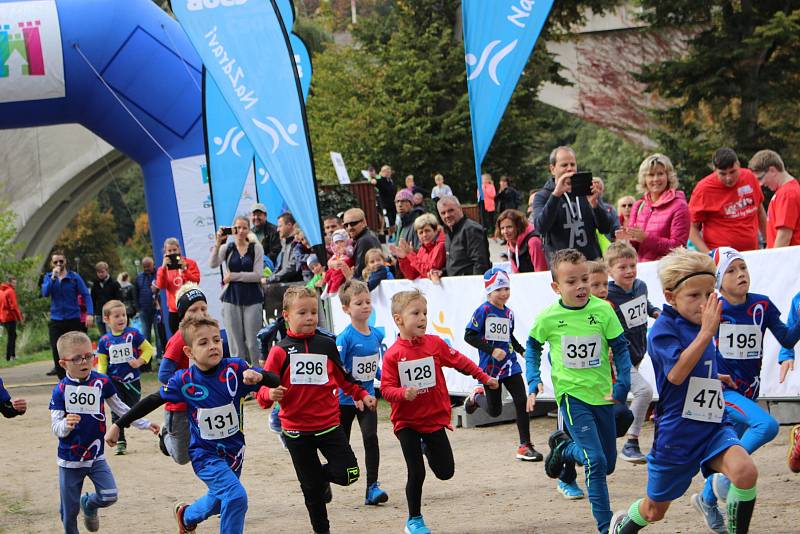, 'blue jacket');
133,271,157,312
41,271,92,320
